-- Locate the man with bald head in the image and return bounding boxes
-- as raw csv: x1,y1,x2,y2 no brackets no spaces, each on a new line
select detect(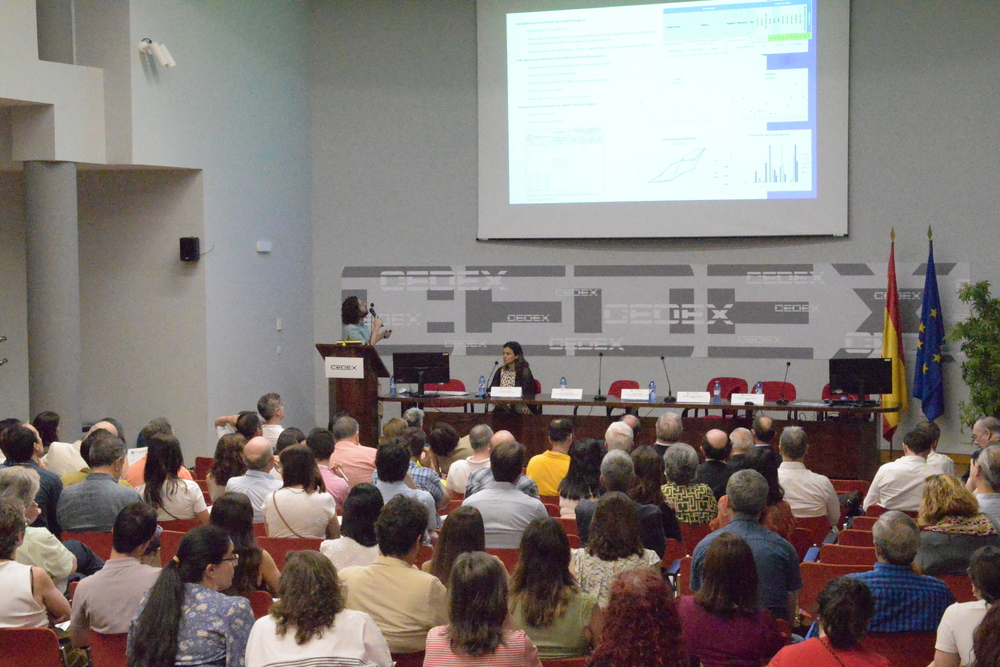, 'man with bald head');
225,436,282,522
965,416,1000,488
463,429,540,498
44,420,118,477
694,429,733,500
777,426,840,528
654,412,684,458
750,415,781,473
